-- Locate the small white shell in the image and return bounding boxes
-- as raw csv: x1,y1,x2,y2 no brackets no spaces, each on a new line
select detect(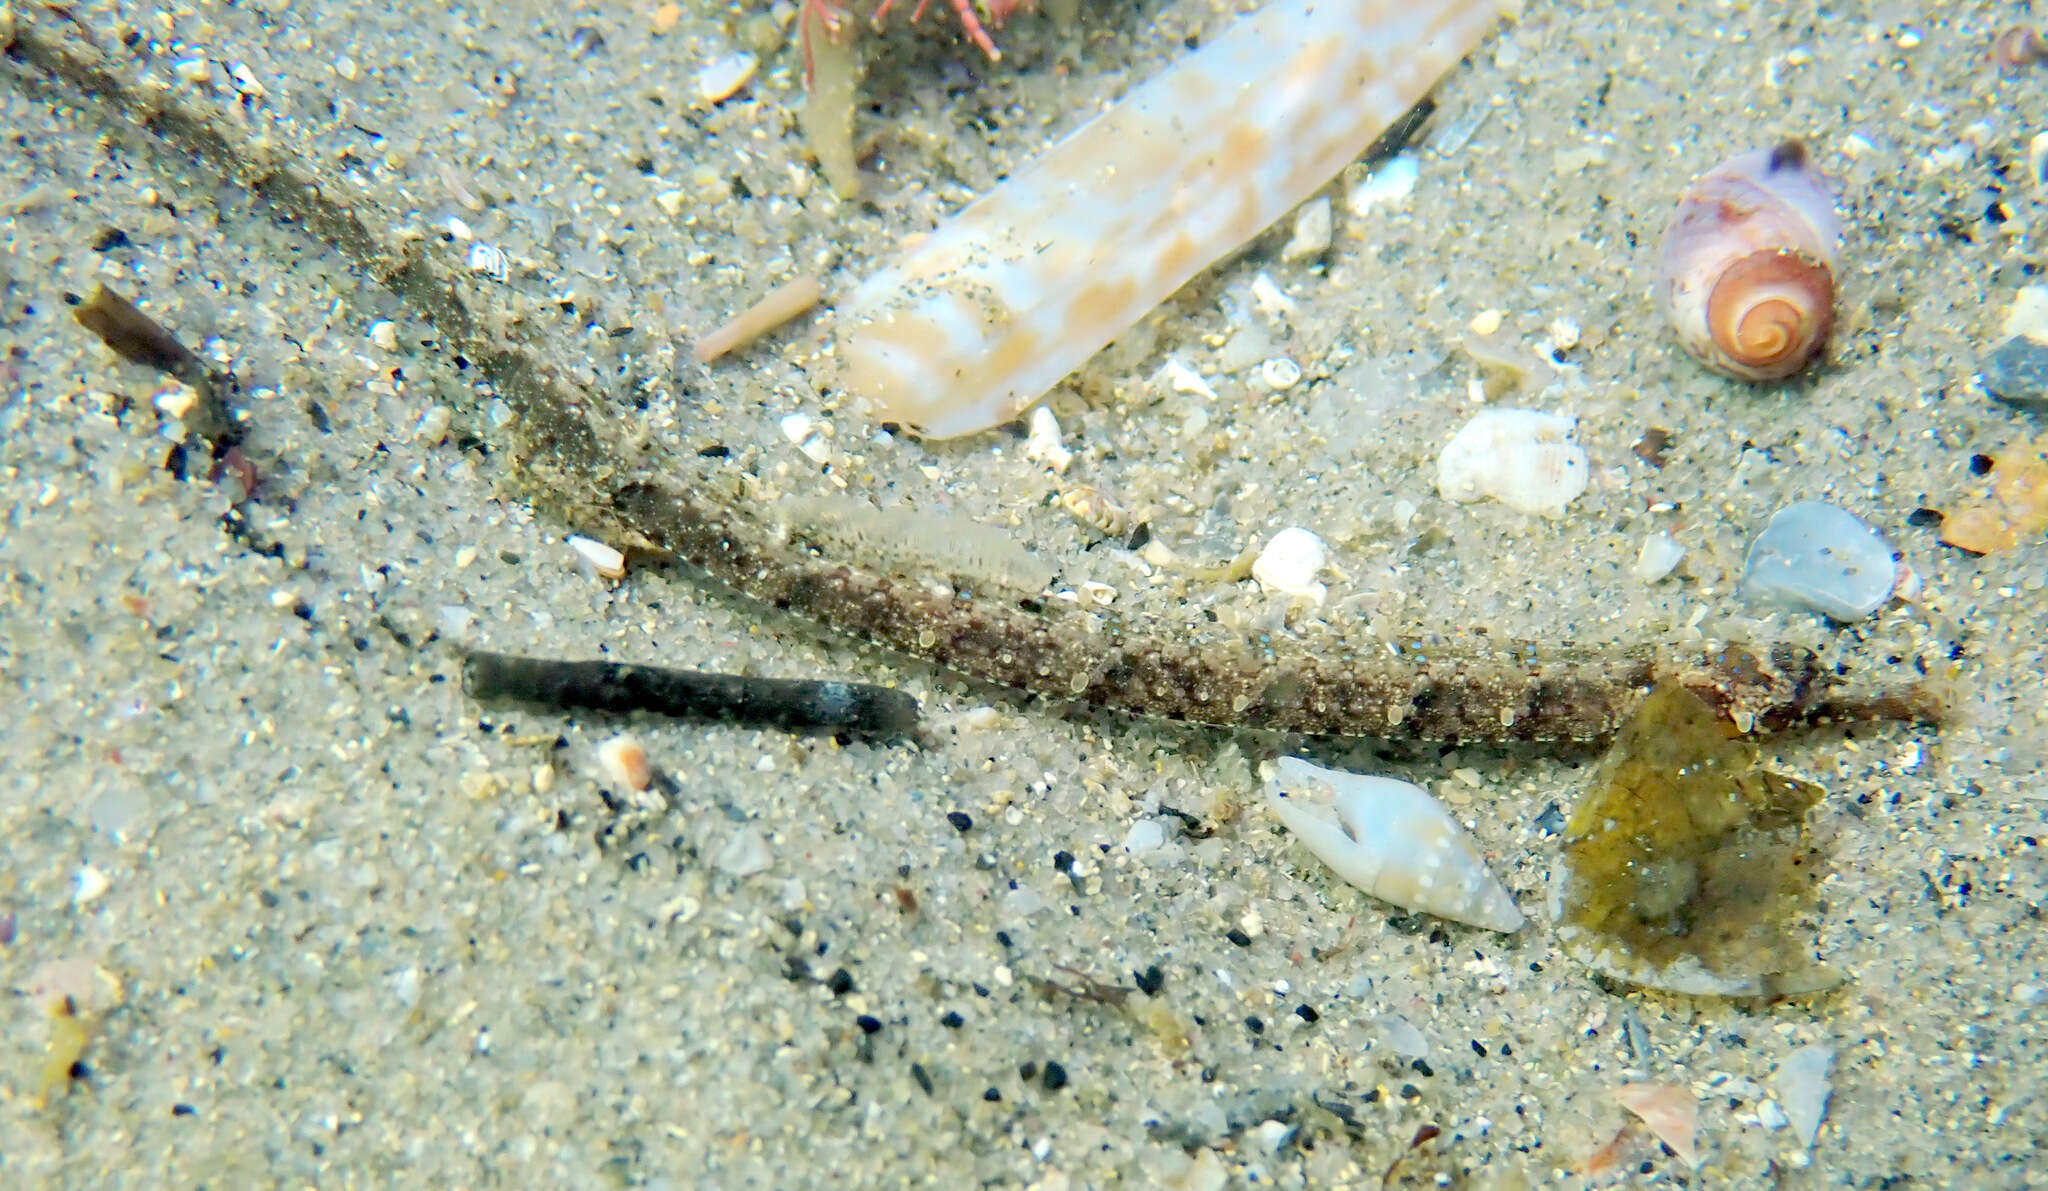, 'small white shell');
1251,527,1328,603
696,52,758,105
1633,531,1685,582
1023,405,1073,473
1262,756,1524,932
1435,408,1589,518
595,734,652,792
566,534,626,580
